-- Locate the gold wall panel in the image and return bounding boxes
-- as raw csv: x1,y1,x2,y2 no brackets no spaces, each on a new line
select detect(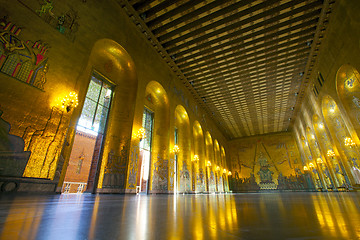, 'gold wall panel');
228,132,304,191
